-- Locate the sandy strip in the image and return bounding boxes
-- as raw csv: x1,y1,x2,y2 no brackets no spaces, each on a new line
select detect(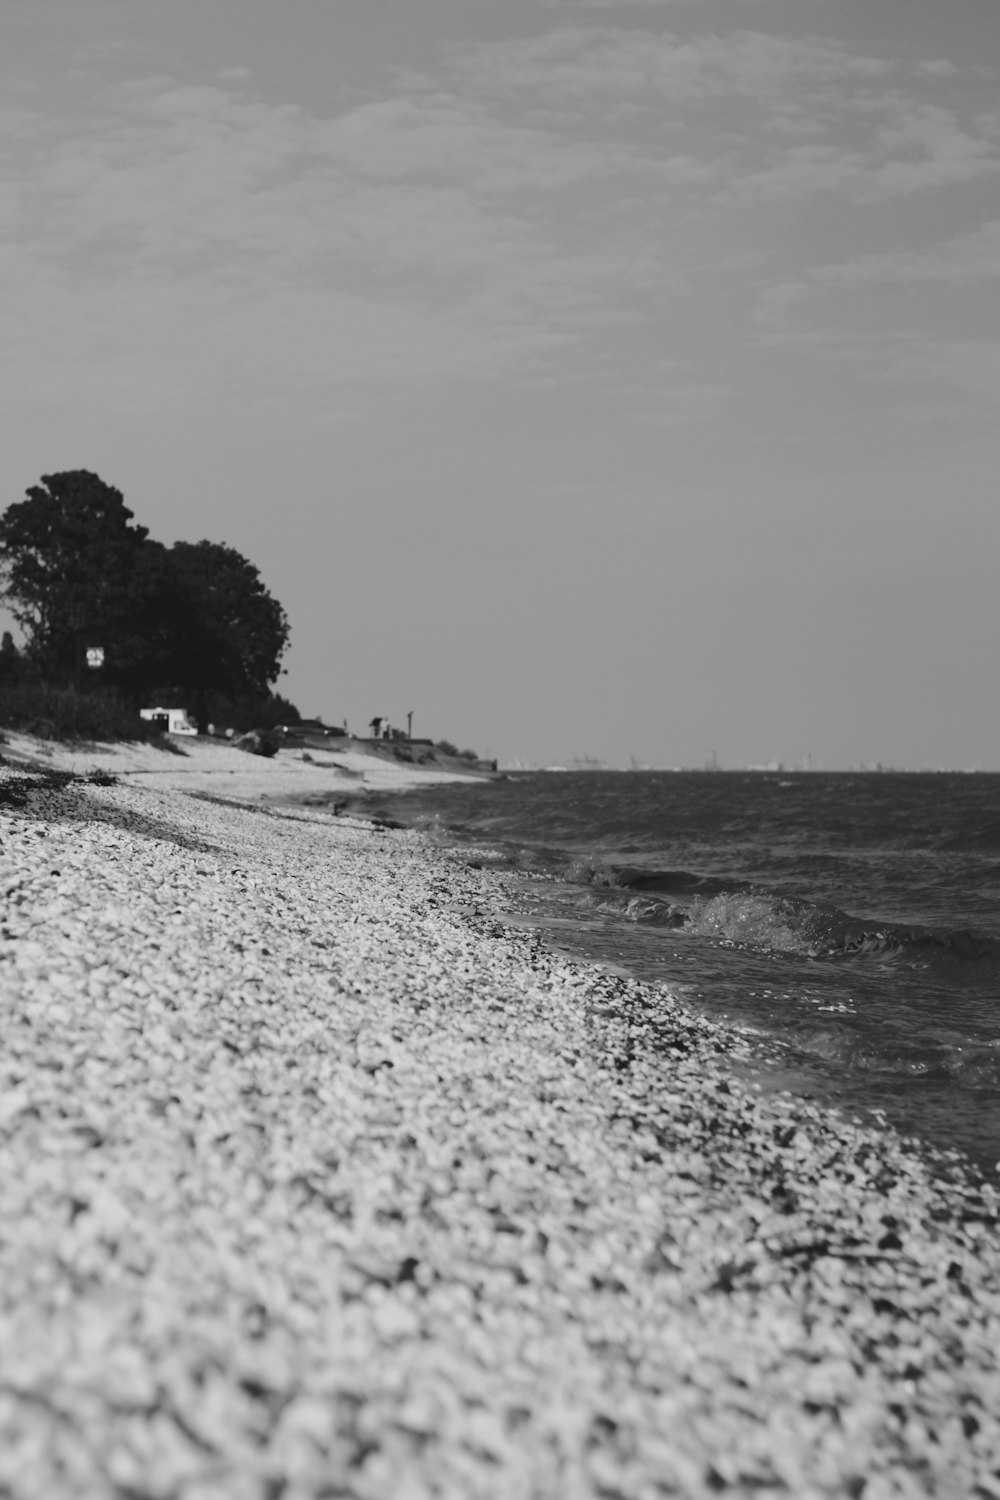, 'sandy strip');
1,767,999,1498
0,730,488,800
